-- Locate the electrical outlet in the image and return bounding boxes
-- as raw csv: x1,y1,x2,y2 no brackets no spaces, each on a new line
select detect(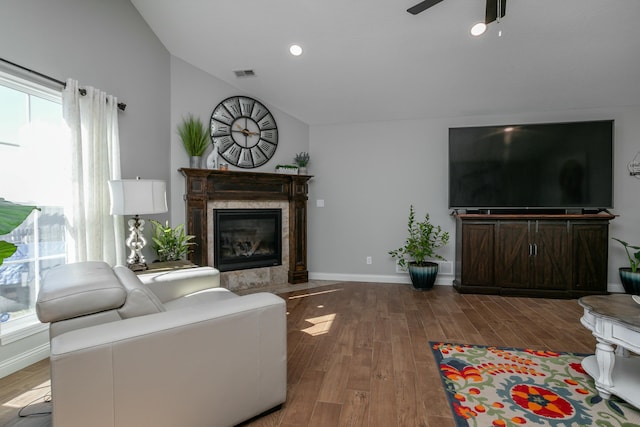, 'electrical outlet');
366,256,372,265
